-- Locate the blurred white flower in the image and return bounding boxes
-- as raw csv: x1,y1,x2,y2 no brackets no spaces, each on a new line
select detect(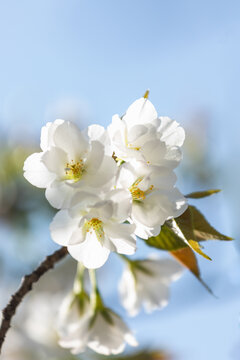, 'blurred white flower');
119,257,183,316
23,120,117,209
58,294,137,356
108,97,185,168
117,160,187,239
50,189,136,268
